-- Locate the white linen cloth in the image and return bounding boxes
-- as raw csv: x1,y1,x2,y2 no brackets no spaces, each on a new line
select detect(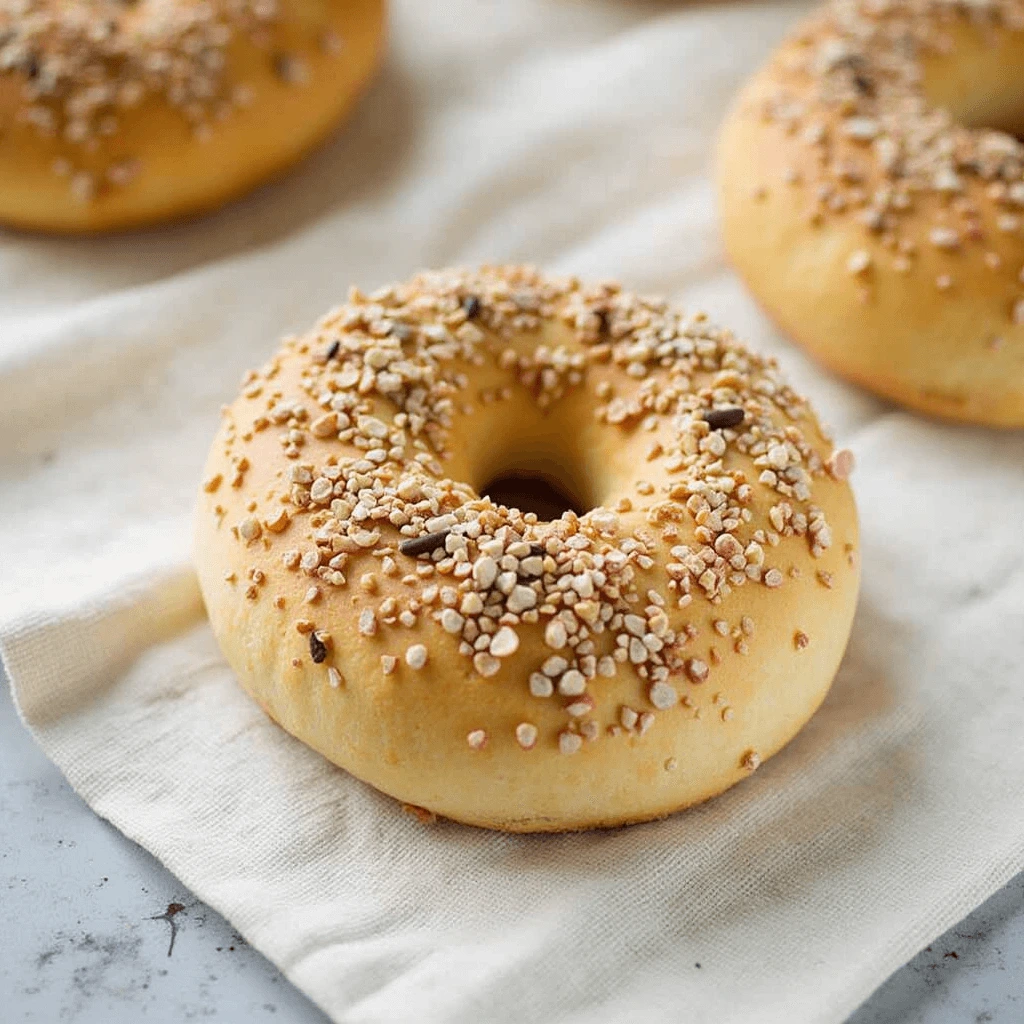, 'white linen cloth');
3,2,1024,1021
